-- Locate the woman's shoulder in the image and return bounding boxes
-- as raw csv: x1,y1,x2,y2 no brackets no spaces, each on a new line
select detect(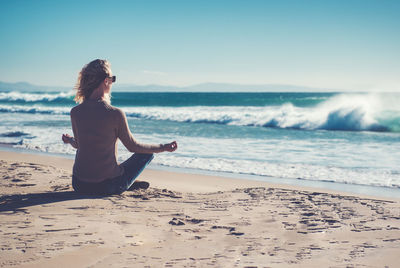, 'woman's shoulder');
104,103,126,119
70,101,89,114
70,103,82,116
70,101,125,119
104,102,122,113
